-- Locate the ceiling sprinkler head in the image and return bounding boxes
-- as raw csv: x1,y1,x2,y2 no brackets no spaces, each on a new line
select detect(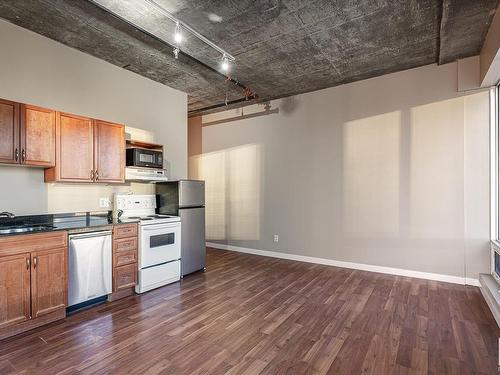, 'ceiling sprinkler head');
173,47,180,59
